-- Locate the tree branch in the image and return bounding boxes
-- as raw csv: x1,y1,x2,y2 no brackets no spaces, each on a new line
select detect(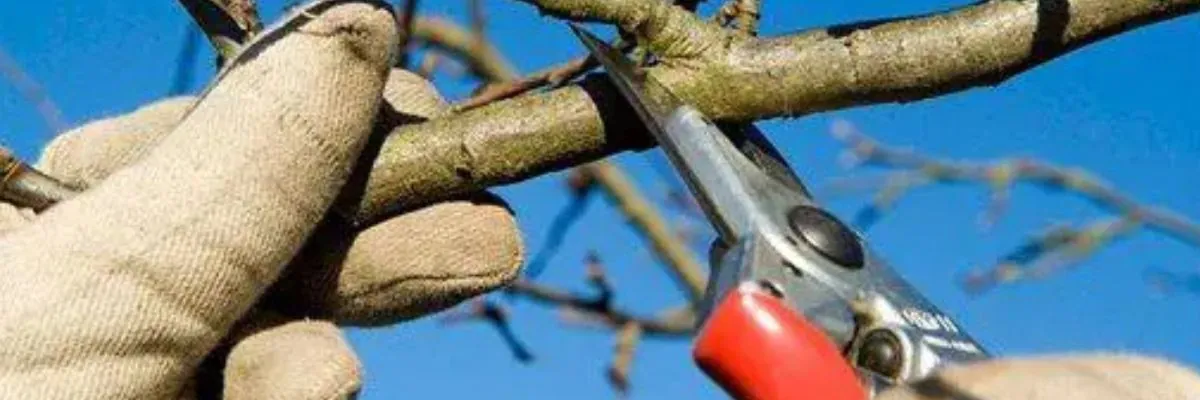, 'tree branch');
828,122,1200,292
832,122,1200,248
354,0,1199,225
506,279,694,336
577,161,707,304
606,322,641,395
454,52,595,112
409,16,518,82
395,0,420,68
0,46,69,135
